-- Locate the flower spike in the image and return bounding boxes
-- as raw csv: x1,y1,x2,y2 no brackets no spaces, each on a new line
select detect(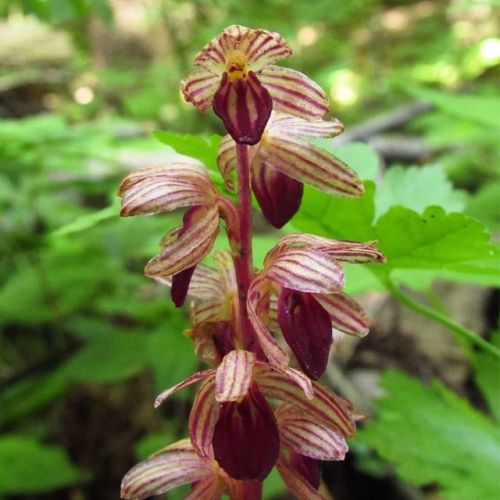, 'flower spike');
119,23,386,499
